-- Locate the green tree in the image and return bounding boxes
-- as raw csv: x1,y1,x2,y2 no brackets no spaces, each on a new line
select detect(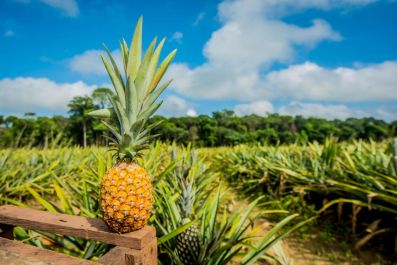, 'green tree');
91,87,114,109
36,117,57,148
68,96,97,147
